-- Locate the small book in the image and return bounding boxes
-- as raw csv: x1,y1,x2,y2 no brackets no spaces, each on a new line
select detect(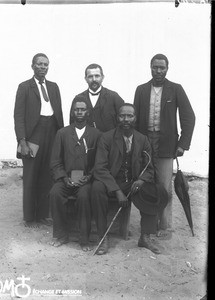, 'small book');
17,141,39,158
70,170,84,184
